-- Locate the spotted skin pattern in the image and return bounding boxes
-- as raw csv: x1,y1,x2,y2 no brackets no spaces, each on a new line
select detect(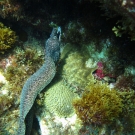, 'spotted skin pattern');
17,28,60,135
